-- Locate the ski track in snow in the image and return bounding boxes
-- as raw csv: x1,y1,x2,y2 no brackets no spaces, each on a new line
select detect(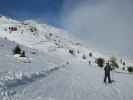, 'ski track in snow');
0,59,133,100
9,62,133,100
0,62,68,100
